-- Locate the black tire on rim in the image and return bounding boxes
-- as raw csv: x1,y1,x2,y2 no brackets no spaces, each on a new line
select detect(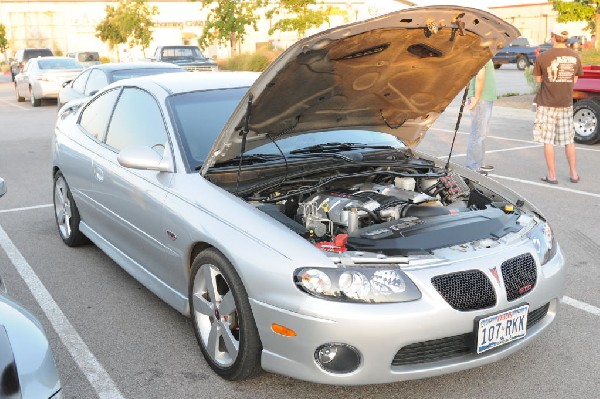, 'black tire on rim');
494,63,501,69
189,248,262,380
573,99,600,144
30,87,41,107
15,84,24,102
516,55,528,70
53,172,88,246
